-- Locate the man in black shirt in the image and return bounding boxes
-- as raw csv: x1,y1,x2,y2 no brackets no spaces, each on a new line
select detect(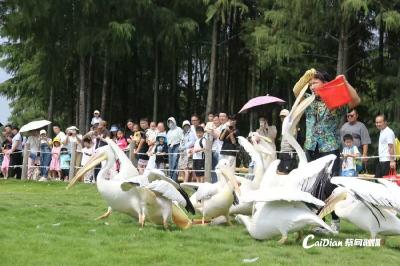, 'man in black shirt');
135,118,150,174
219,115,239,171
